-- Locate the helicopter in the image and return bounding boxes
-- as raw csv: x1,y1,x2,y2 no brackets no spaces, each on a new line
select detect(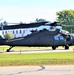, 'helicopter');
0,22,74,52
